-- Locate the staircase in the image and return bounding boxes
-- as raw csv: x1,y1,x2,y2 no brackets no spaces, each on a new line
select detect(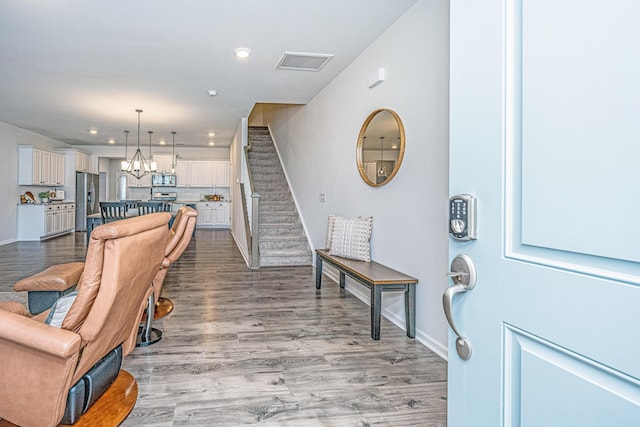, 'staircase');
247,126,312,267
